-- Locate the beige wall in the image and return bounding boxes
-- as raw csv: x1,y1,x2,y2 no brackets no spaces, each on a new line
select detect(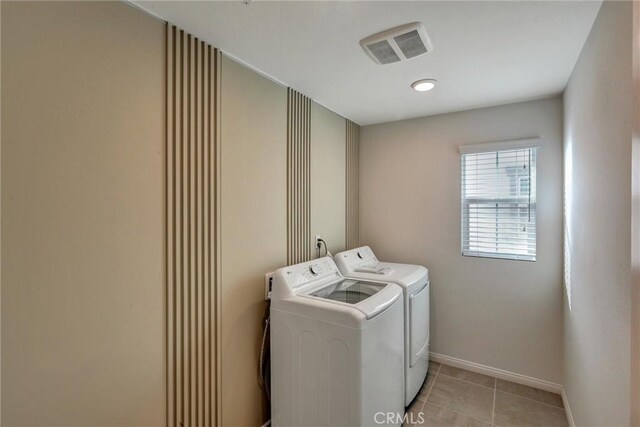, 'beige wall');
360,97,564,383
311,102,346,256
1,2,165,426
1,3,353,425
220,55,288,426
219,60,352,425
219,58,351,426
632,3,640,424
563,1,634,425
